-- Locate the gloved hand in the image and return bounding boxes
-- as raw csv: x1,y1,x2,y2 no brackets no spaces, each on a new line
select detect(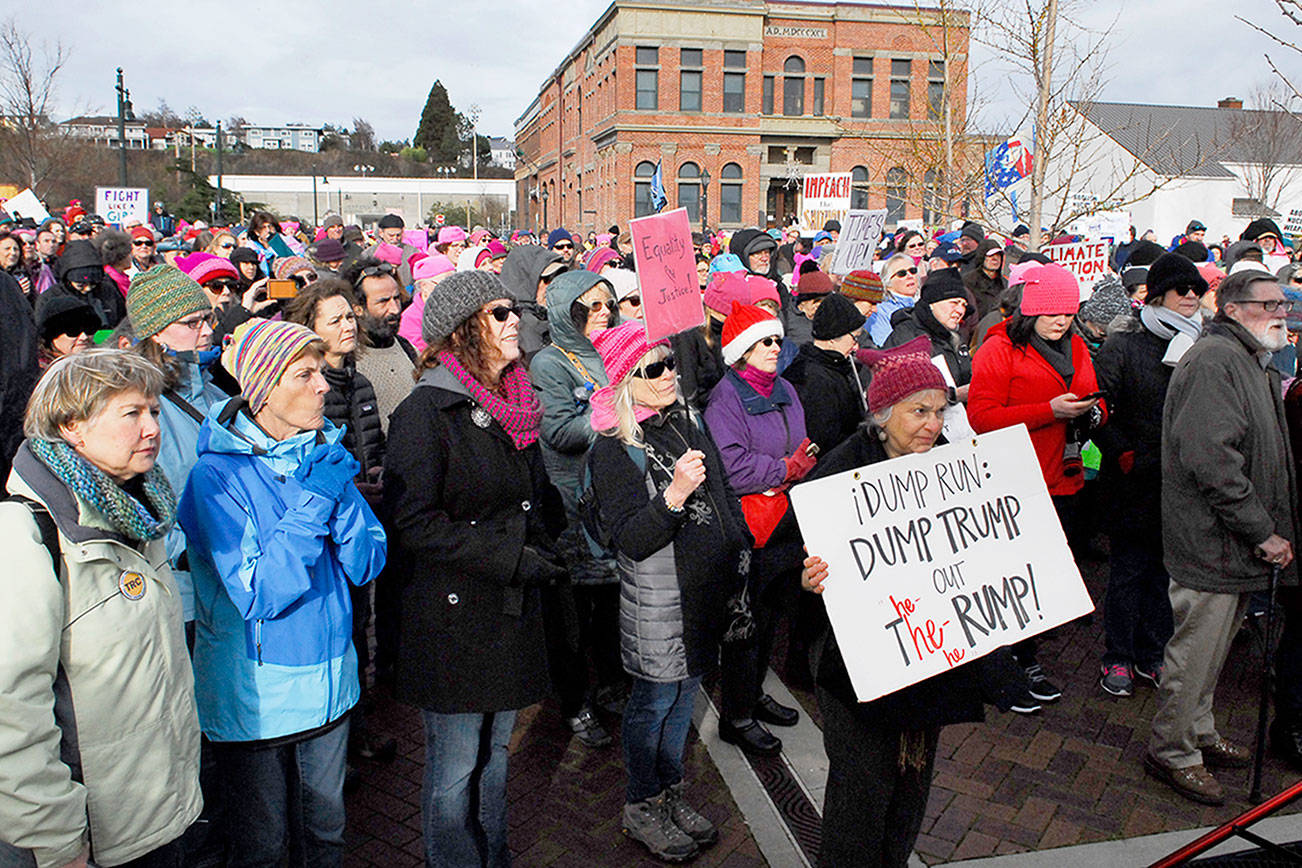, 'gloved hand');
293,443,360,501
1118,451,1135,475
515,545,567,587
782,437,818,484
355,466,383,507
